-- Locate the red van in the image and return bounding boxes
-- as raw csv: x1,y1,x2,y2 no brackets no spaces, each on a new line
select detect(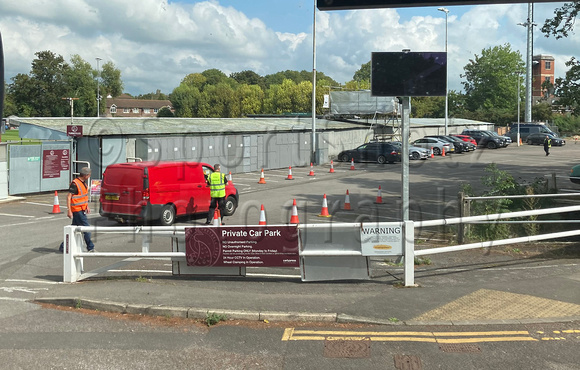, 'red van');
99,161,238,226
